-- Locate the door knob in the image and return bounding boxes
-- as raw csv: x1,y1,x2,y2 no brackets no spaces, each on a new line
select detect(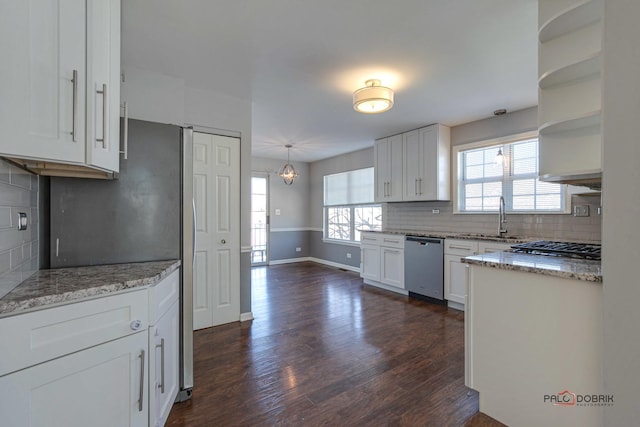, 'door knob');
220,239,226,244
